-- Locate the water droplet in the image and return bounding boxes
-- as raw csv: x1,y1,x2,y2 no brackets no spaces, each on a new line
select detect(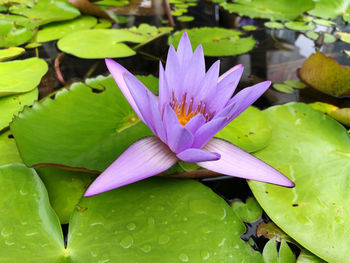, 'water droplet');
19,189,28,195
183,217,188,222
200,250,210,260
218,238,226,247
178,253,189,262
90,222,104,226
189,200,226,220
200,226,211,234
126,222,136,231
158,235,170,245
141,244,151,253
120,235,134,248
